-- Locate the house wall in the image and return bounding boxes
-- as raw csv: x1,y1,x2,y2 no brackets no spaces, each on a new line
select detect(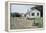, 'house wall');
30,9,40,18
26,9,40,18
